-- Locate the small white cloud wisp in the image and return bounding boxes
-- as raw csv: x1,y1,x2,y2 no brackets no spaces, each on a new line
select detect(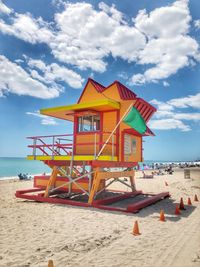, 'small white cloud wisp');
26,111,59,125
149,92,200,132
